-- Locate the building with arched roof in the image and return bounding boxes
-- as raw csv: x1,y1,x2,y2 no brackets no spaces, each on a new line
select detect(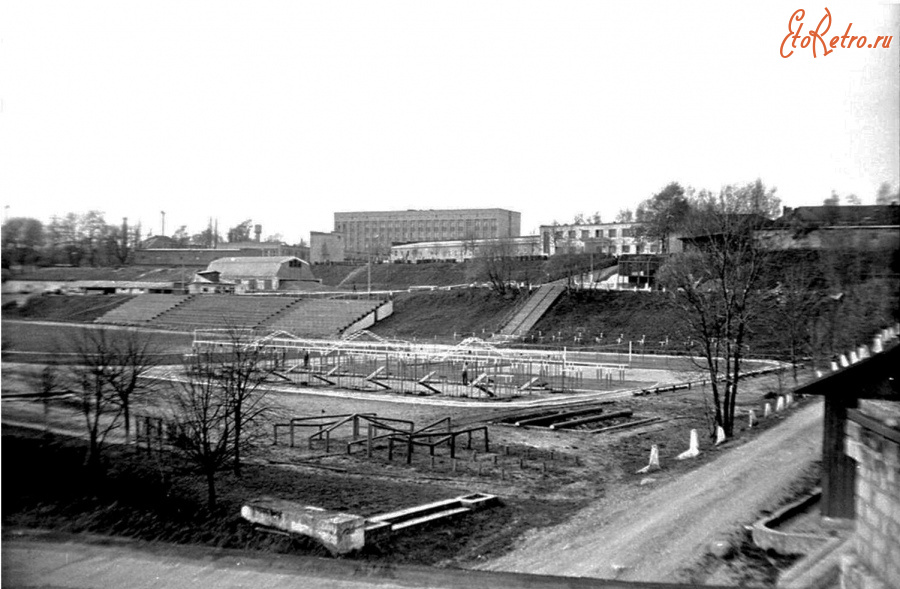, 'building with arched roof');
190,256,319,294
